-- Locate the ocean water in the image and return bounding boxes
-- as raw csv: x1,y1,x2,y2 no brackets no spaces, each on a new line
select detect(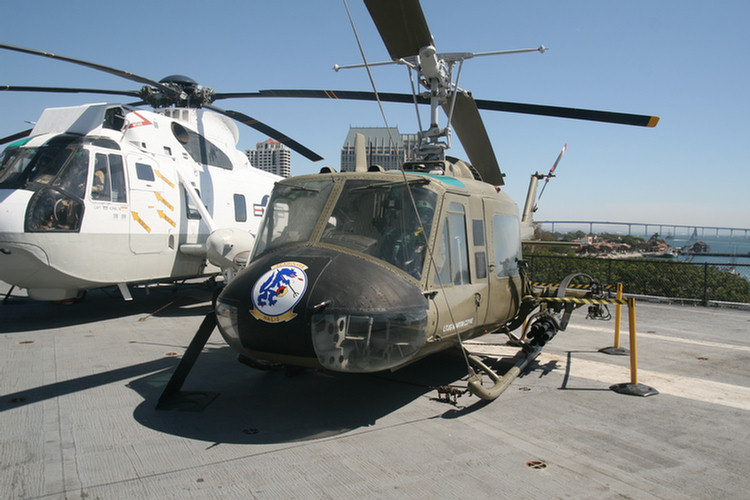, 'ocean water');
660,234,750,280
